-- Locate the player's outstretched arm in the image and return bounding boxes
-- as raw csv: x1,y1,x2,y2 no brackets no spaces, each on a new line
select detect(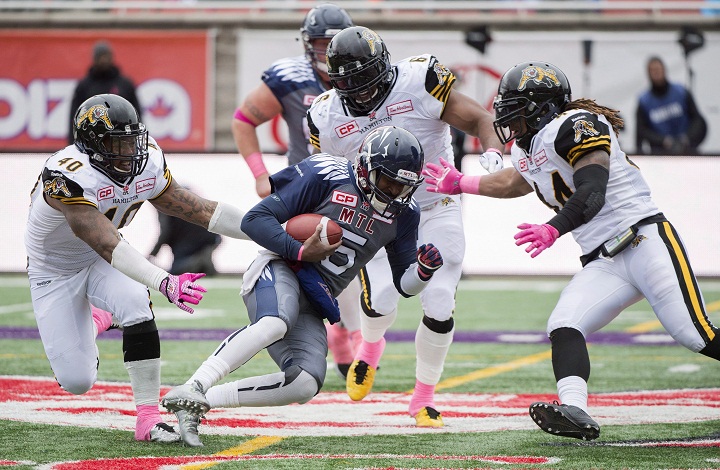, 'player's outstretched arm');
423,158,532,199
151,180,249,241
49,197,206,313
